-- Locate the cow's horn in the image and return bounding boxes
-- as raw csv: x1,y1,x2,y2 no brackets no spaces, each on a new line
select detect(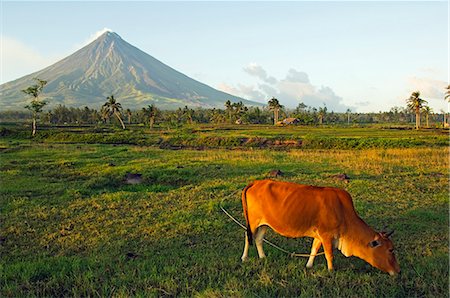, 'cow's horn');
386,230,394,238
382,225,389,233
